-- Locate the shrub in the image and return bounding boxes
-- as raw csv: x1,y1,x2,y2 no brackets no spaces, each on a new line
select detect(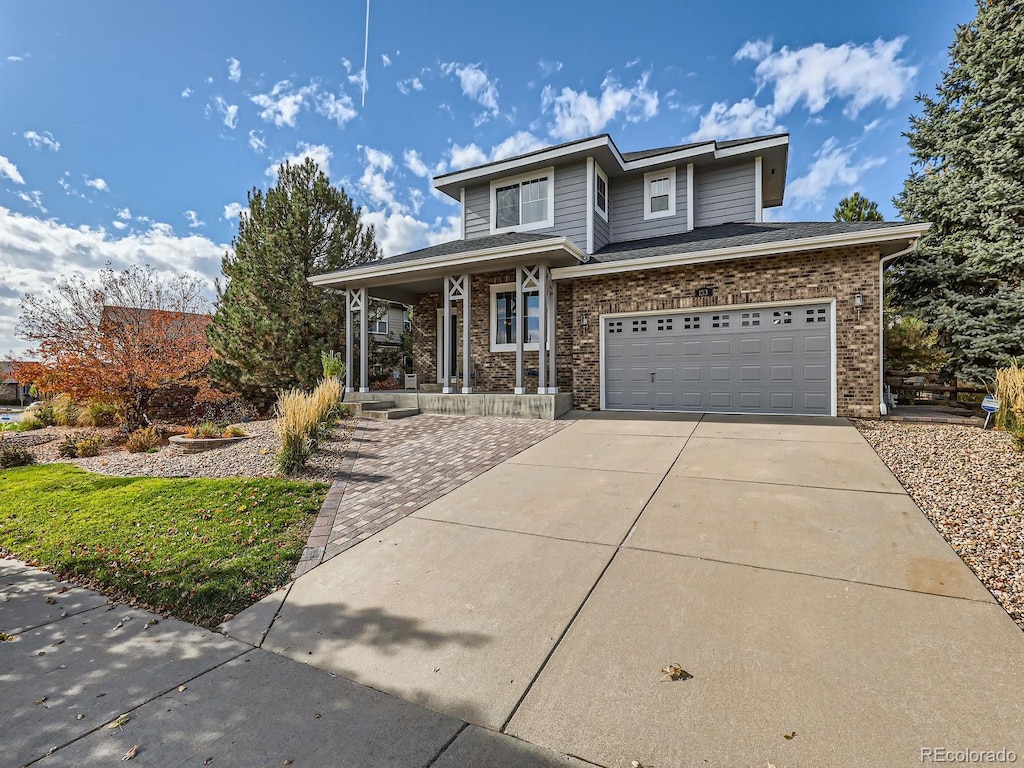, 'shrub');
125,426,164,453
222,425,246,438
196,421,220,438
52,394,78,427
0,442,36,468
57,433,83,458
321,350,344,379
32,401,57,427
76,401,120,427
75,434,104,457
